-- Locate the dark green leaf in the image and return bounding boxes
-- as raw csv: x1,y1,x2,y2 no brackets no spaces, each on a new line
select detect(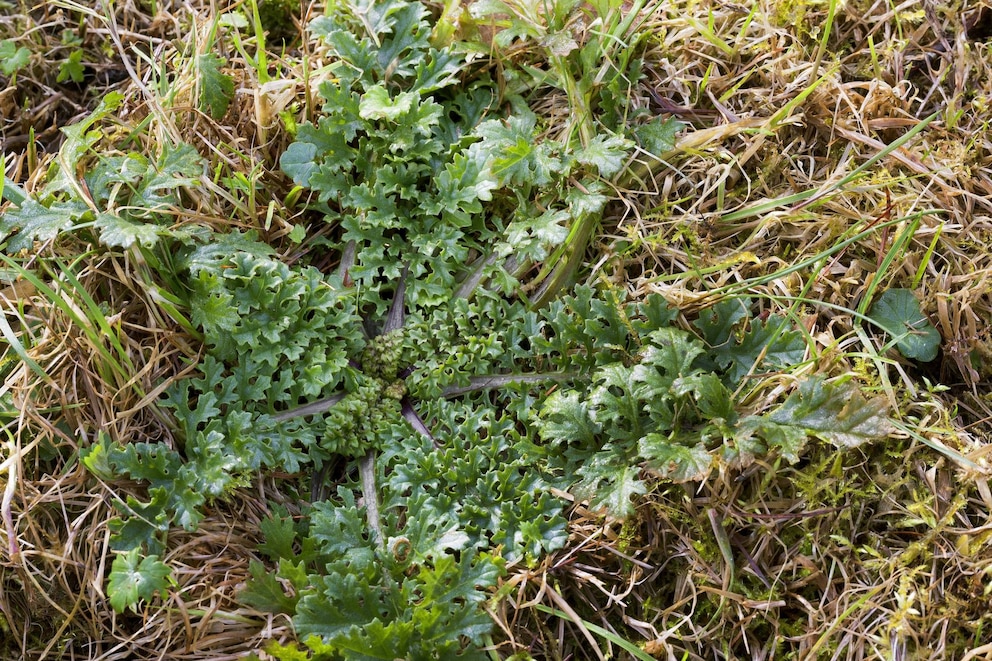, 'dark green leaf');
716,314,806,384
43,92,124,197
634,116,684,156
867,288,941,361
258,511,298,561
693,298,749,347
538,391,601,445
239,560,298,614
197,53,235,120
639,436,711,481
